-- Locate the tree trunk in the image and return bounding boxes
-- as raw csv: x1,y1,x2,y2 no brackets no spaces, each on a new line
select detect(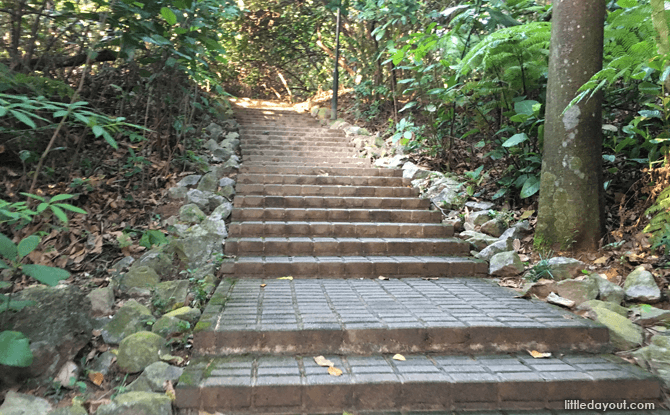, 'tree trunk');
536,0,606,251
